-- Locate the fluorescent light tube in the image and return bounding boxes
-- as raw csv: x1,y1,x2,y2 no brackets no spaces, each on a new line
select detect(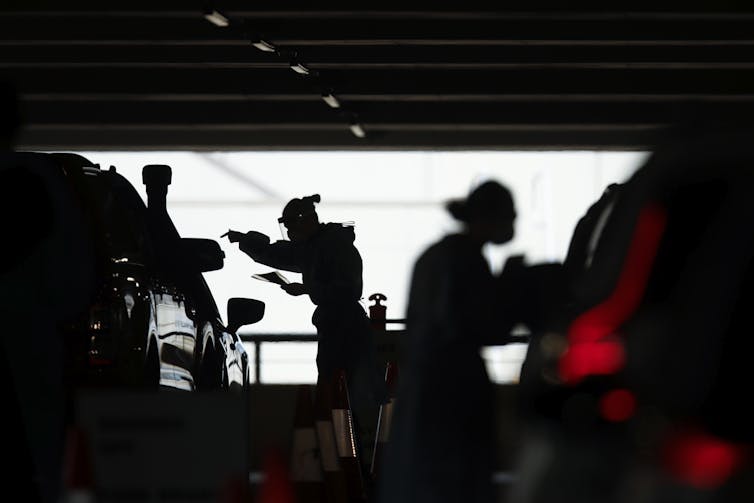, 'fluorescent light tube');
349,122,366,138
252,39,276,52
321,93,341,109
290,62,310,75
204,10,229,27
